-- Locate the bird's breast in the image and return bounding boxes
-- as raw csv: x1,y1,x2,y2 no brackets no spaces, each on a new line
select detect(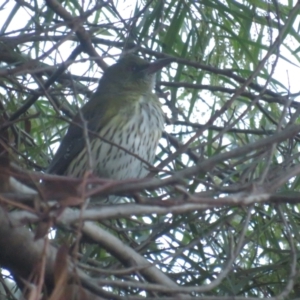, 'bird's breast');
65,95,164,180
